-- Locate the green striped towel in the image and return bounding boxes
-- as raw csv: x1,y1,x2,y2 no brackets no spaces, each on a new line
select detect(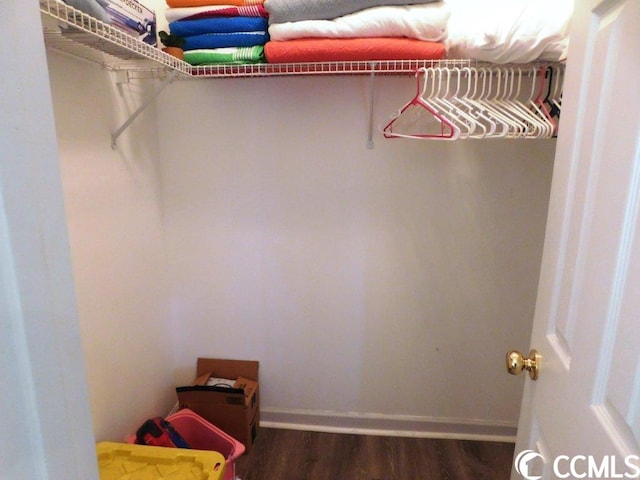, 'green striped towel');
184,46,265,65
